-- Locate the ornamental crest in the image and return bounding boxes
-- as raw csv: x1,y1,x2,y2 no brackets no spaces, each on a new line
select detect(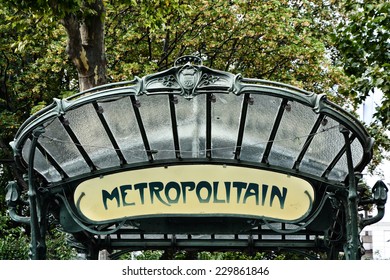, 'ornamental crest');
141,55,239,98
177,64,201,98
